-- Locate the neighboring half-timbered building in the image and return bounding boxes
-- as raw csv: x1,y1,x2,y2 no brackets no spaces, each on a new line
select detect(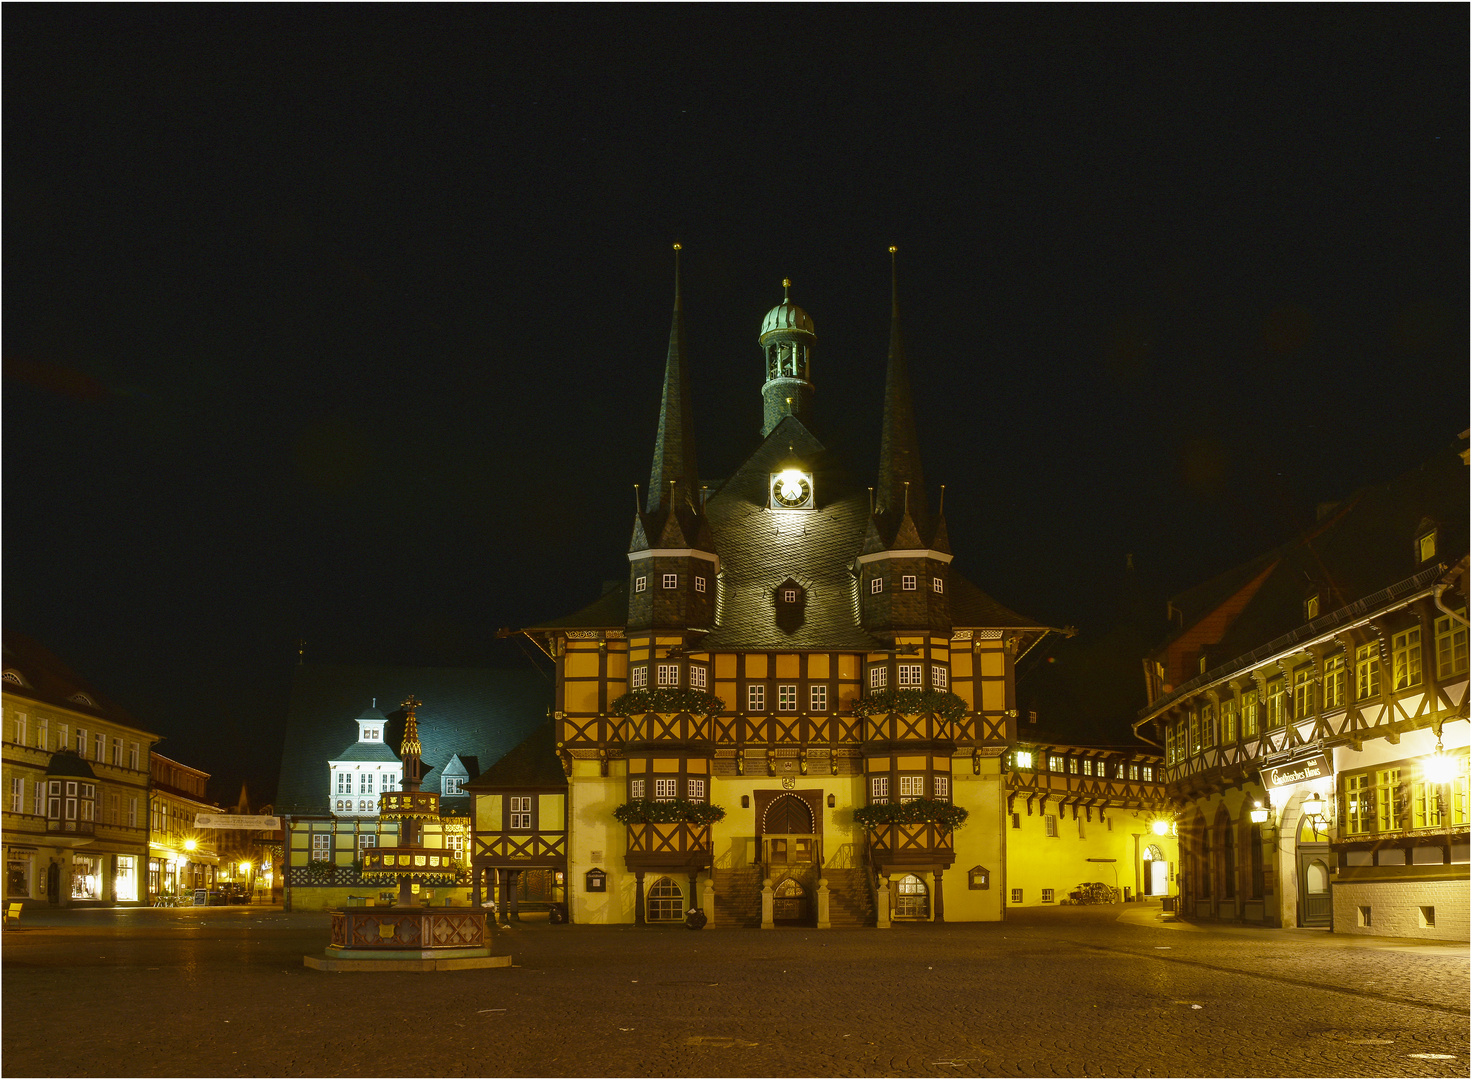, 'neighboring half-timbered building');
1137,437,1470,939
